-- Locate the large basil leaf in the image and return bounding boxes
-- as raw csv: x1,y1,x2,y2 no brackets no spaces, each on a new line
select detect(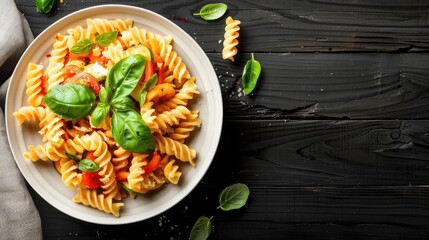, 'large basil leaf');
45,84,96,120
111,110,154,153
106,54,146,100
